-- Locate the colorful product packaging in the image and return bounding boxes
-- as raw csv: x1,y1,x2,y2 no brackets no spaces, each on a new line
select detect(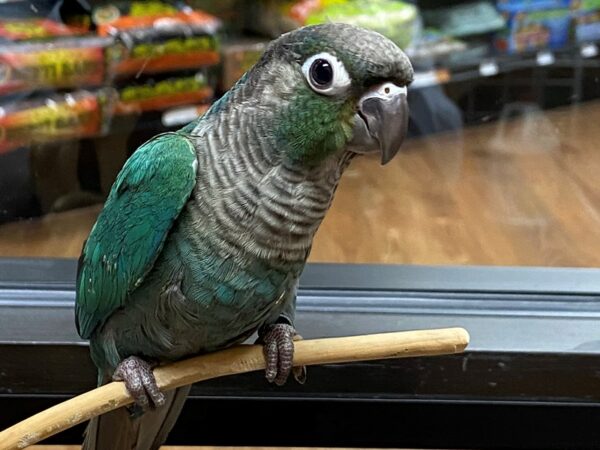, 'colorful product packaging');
93,1,221,78
407,28,468,62
177,0,243,32
245,0,420,49
115,72,214,114
0,18,89,41
572,0,600,42
495,0,573,53
423,1,506,37
0,89,116,154
0,36,113,95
